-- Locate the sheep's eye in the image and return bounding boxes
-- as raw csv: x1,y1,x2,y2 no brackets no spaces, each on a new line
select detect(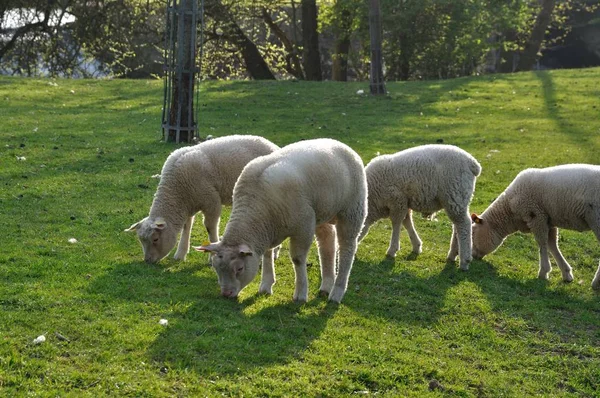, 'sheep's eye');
218,254,223,259
235,265,244,275
152,237,159,244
